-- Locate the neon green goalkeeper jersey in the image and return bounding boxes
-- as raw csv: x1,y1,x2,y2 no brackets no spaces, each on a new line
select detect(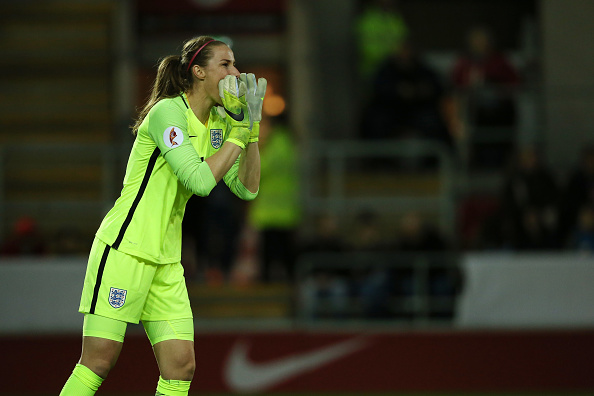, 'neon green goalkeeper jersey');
96,93,257,264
